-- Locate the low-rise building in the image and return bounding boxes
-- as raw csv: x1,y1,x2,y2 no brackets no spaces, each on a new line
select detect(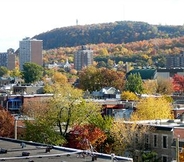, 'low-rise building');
0,137,133,162
122,118,184,162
